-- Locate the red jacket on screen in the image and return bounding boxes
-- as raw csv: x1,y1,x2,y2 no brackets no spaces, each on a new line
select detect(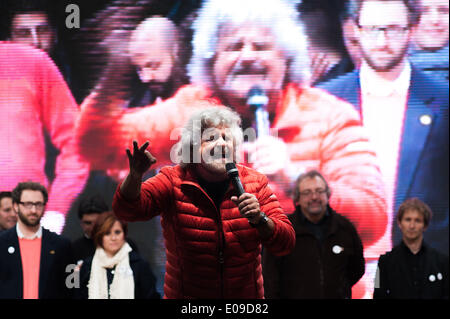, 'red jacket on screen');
0,42,88,216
